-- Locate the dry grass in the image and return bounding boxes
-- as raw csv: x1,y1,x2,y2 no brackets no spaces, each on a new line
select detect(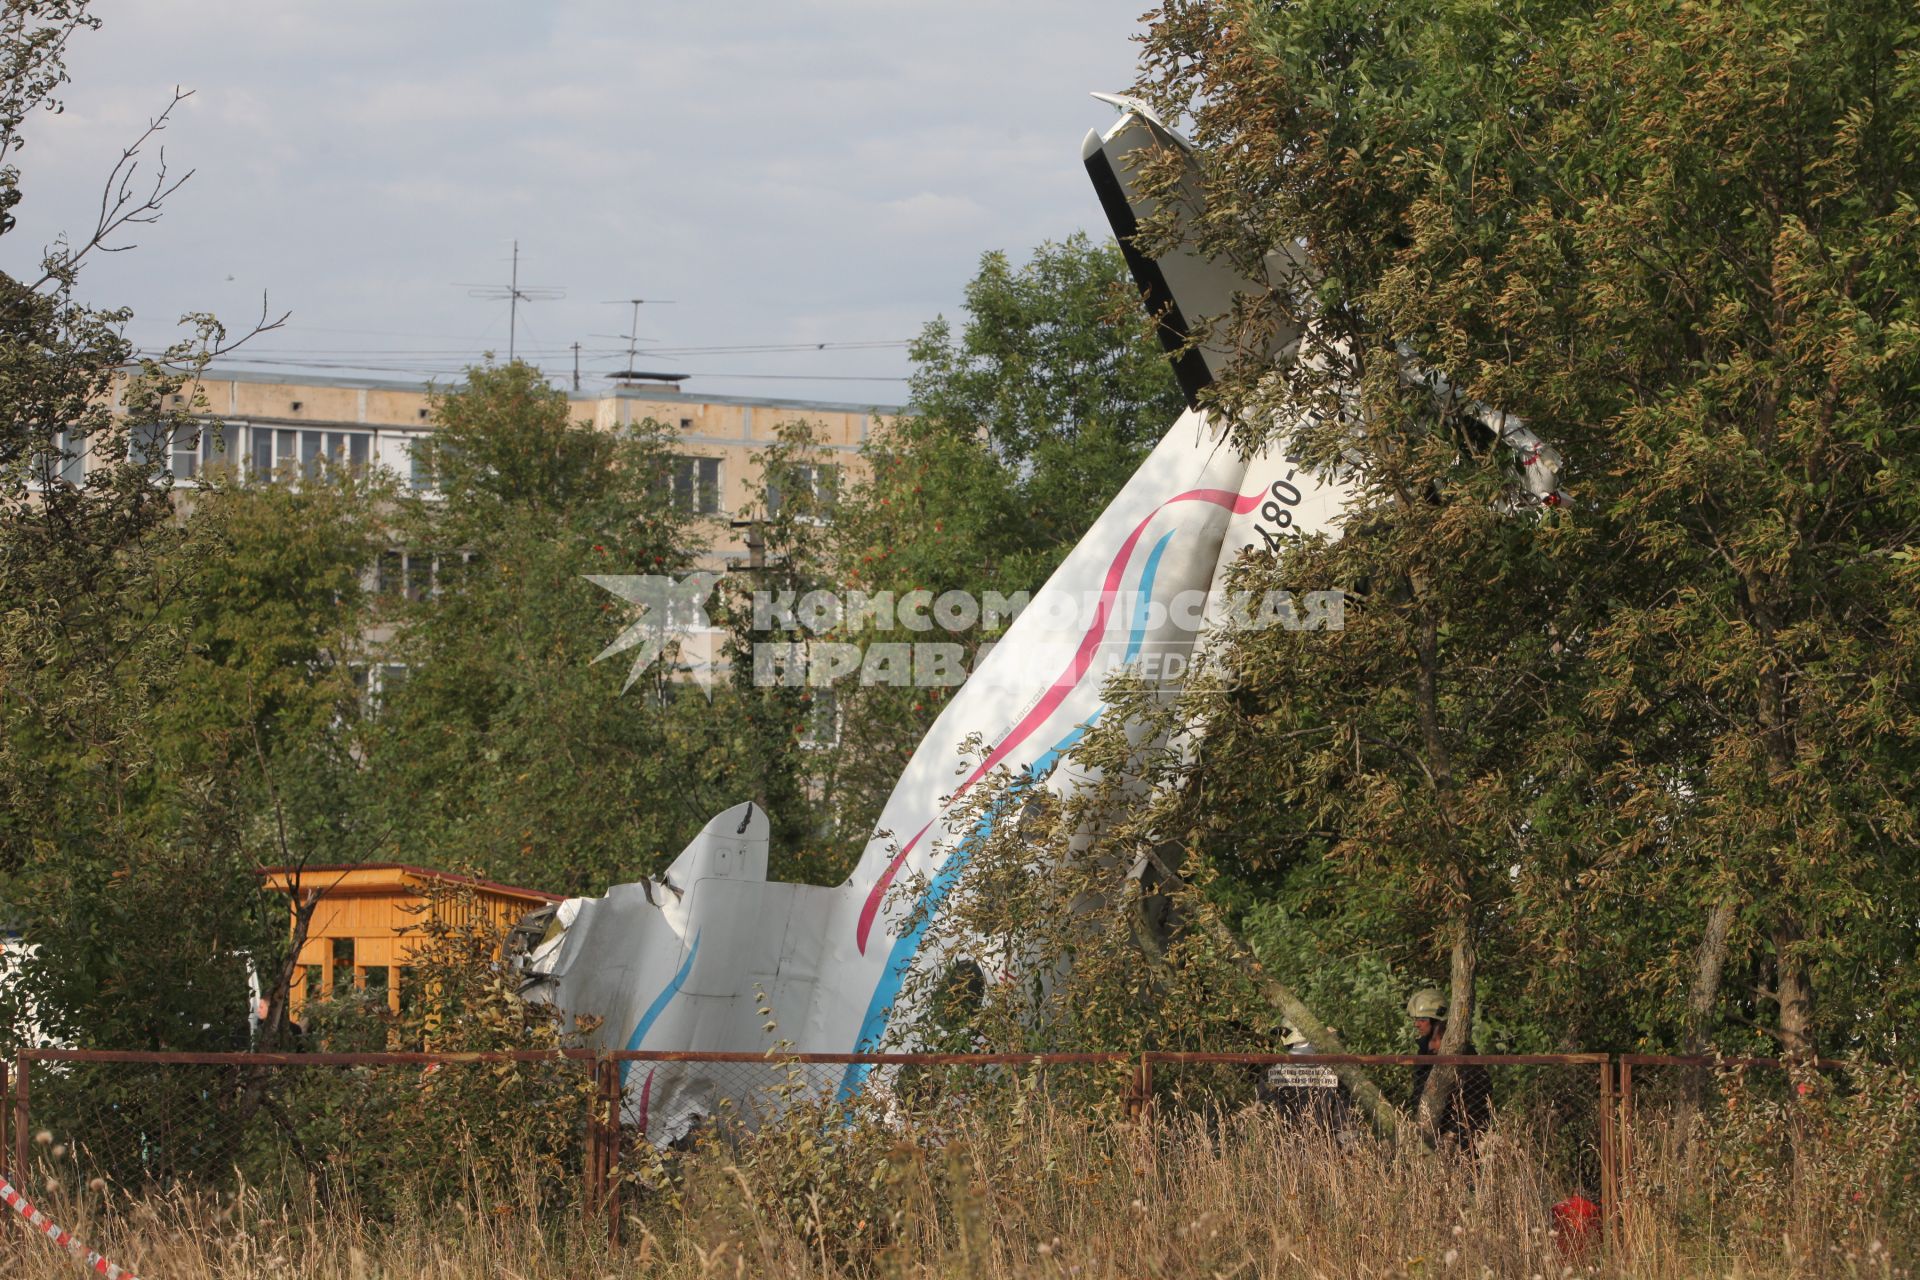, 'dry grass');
0,1103,1907,1279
